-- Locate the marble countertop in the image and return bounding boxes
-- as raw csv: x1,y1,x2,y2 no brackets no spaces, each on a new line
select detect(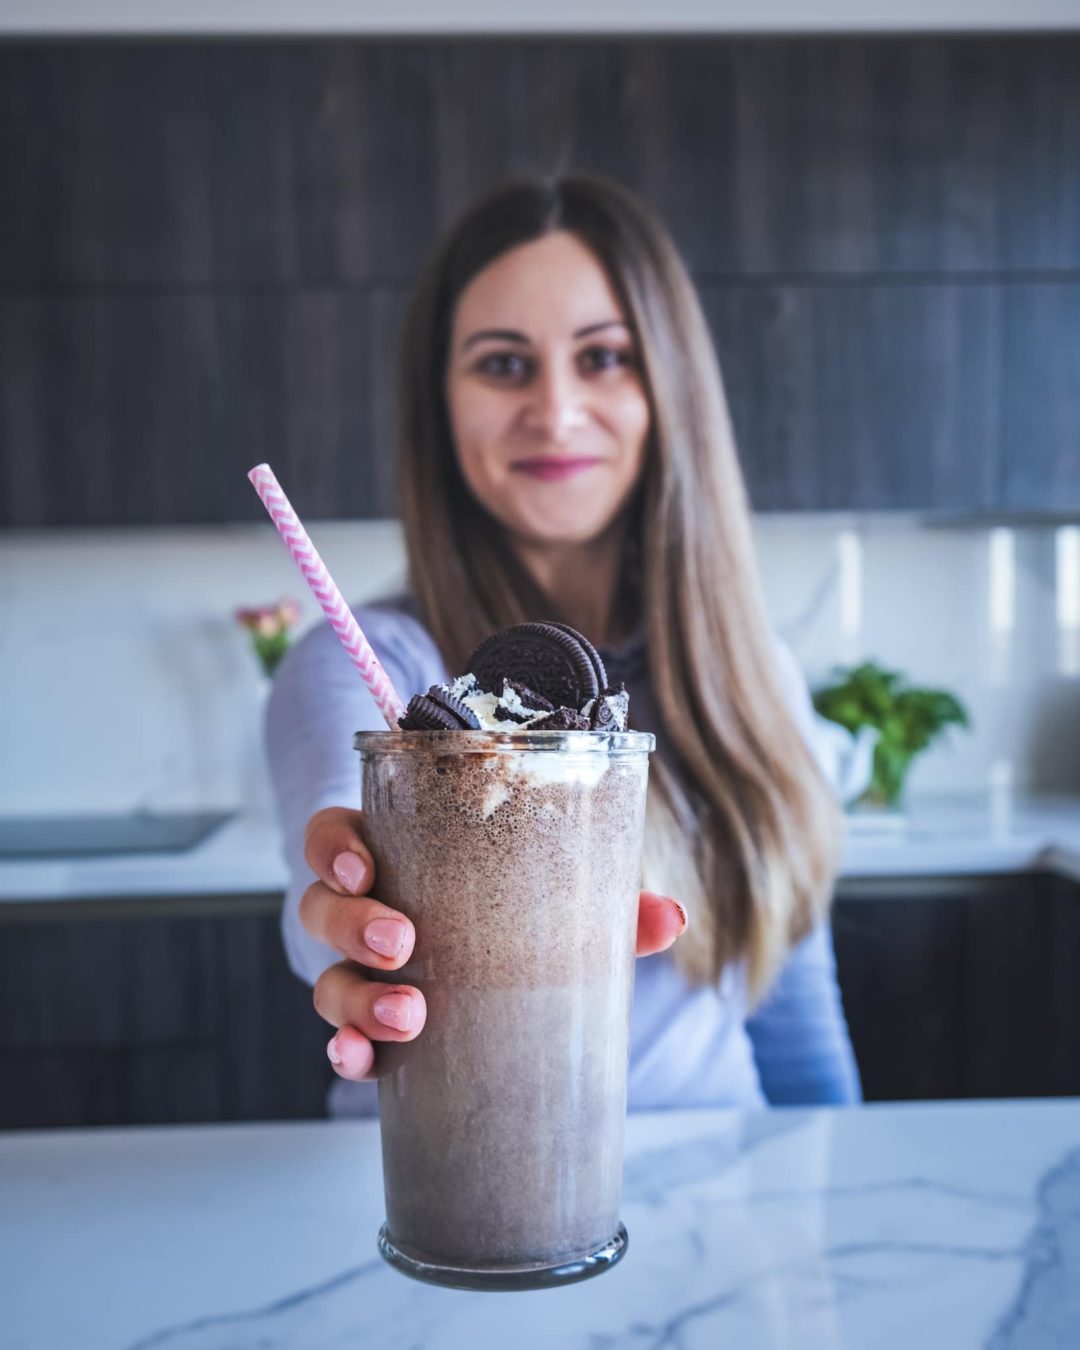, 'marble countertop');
1,792,1078,905
2,1100,1078,1349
